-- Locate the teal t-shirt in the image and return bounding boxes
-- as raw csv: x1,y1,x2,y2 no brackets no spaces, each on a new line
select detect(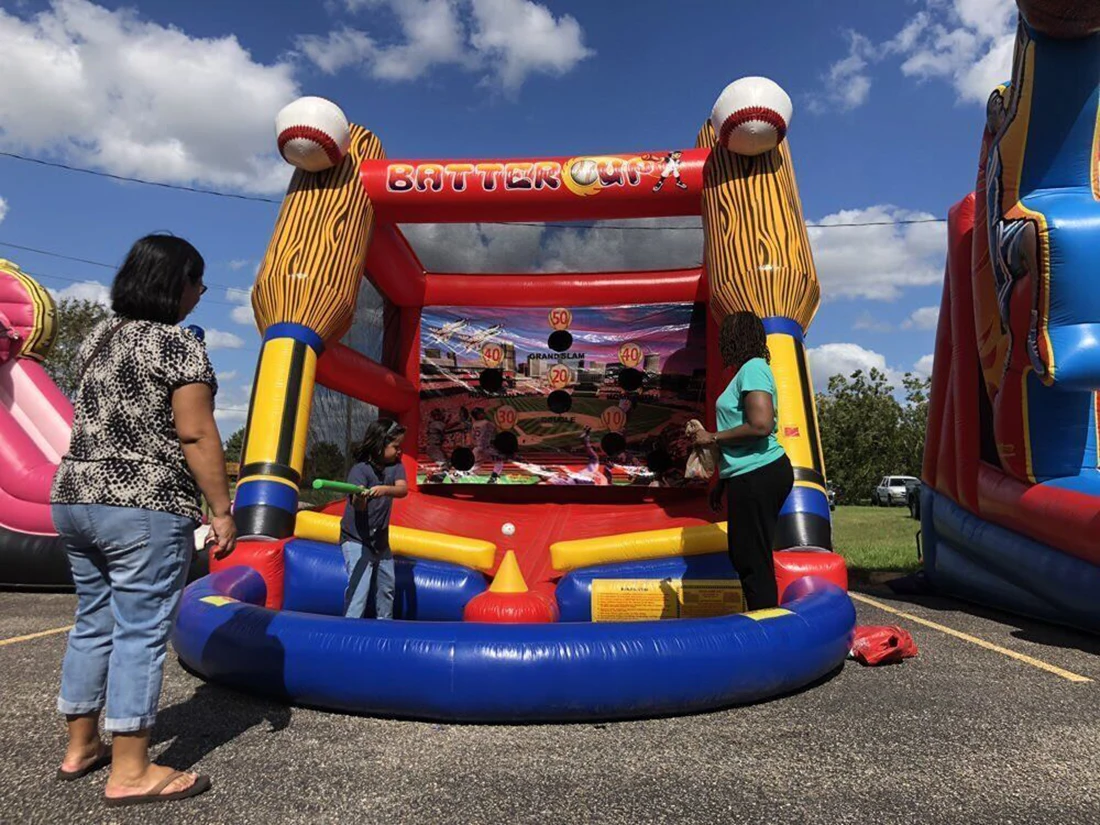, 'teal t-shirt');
715,357,786,478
